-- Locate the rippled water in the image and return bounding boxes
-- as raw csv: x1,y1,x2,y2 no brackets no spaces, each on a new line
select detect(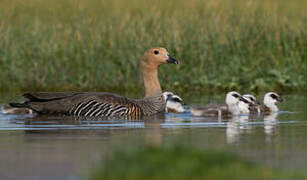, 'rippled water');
0,93,307,180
